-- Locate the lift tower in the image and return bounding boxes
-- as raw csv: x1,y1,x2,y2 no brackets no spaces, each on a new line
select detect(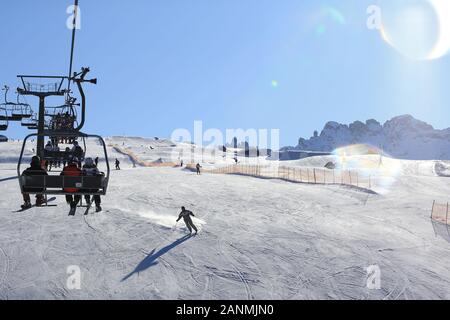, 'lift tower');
16,76,67,159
